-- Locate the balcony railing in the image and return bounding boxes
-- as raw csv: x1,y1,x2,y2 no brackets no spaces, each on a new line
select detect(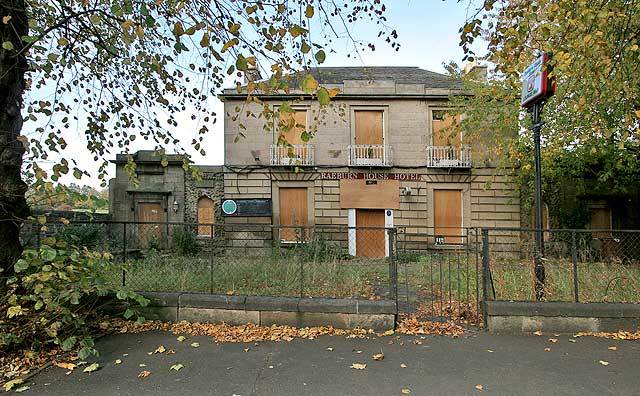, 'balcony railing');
270,144,314,166
348,144,393,167
426,145,471,168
